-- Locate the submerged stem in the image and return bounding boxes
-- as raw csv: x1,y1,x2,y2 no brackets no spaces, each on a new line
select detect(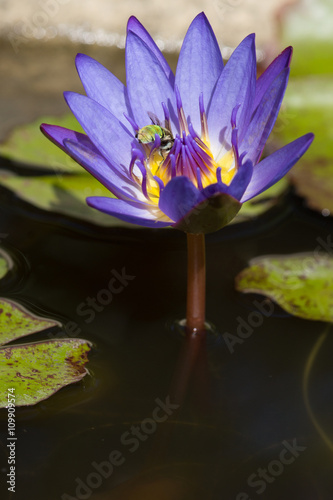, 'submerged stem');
186,233,206,333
